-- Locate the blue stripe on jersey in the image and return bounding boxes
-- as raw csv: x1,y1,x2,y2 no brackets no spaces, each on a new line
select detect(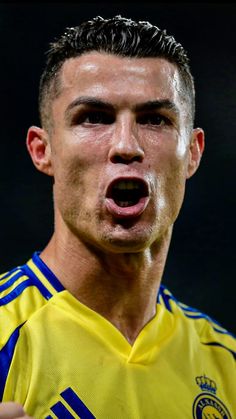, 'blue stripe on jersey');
0,324,23,400
61,388,95,419
178,303,203,313
32,252,65,292
51,402,75,419
158,286,176,312
202,341,236,361
0,271,27,292
0,278,52,306
184,312,236,338
159,285,236,339
0,268,21,281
